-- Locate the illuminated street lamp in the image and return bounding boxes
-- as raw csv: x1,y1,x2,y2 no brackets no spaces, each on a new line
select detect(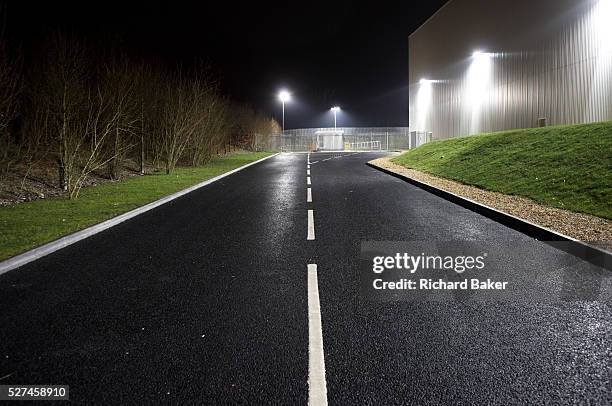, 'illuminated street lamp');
278,90,291,131
330,106,340,129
